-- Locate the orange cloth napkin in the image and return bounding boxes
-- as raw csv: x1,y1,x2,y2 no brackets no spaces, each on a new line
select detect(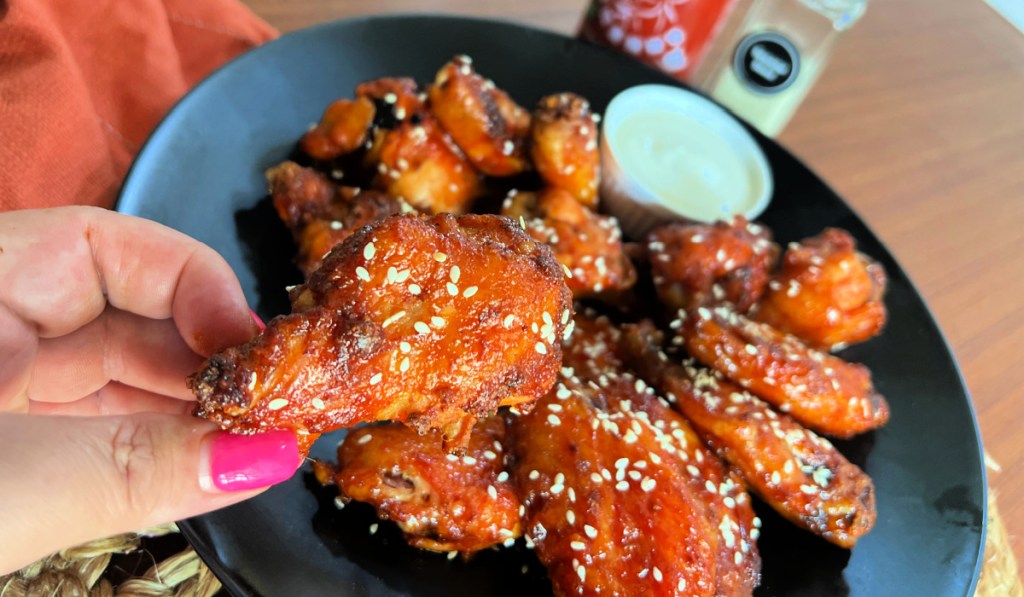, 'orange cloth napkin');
0,0,277,211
